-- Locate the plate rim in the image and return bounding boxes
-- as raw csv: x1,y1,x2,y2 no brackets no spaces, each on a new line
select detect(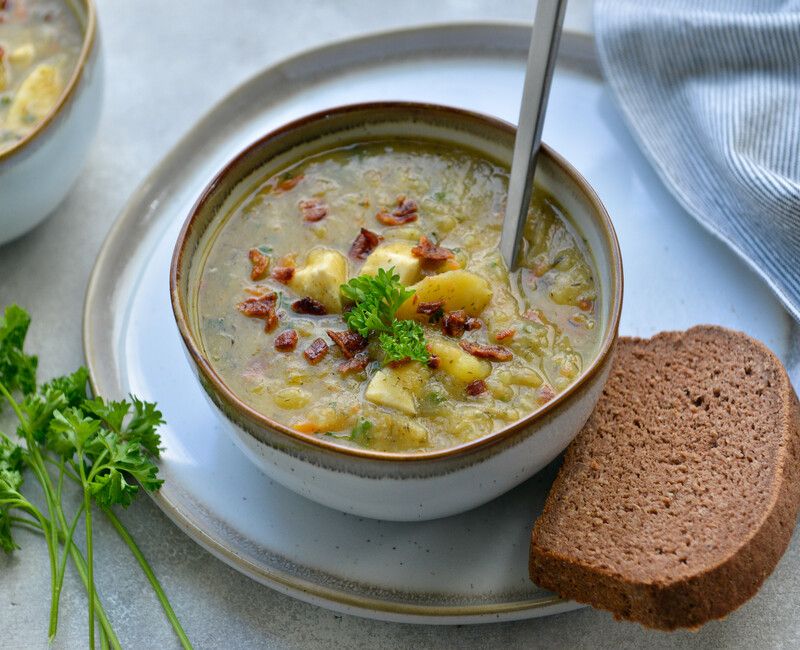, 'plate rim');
83,21,606,624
